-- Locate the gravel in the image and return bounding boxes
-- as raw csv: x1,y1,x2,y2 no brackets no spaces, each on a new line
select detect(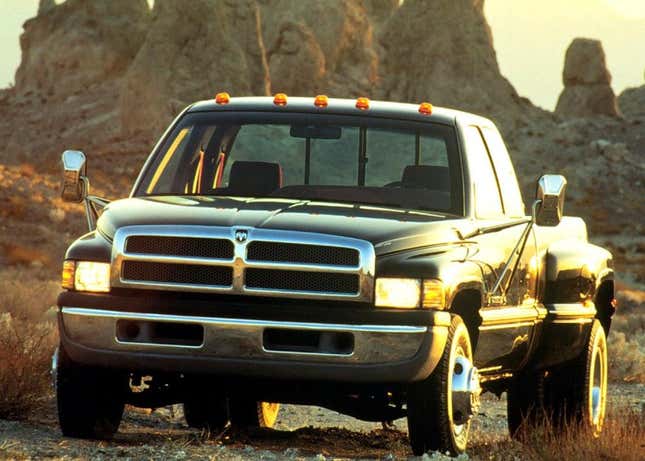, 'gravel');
0,383,642,460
